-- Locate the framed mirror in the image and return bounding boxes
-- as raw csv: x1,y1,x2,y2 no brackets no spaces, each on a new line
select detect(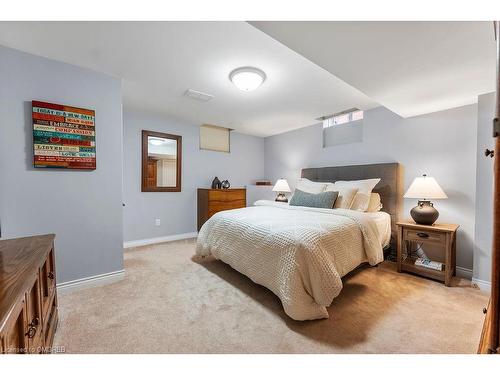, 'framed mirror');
141,130,182,192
